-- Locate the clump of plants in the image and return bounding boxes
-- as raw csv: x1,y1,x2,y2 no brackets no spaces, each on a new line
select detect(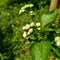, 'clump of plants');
22,22,41,40
22,9,60,60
